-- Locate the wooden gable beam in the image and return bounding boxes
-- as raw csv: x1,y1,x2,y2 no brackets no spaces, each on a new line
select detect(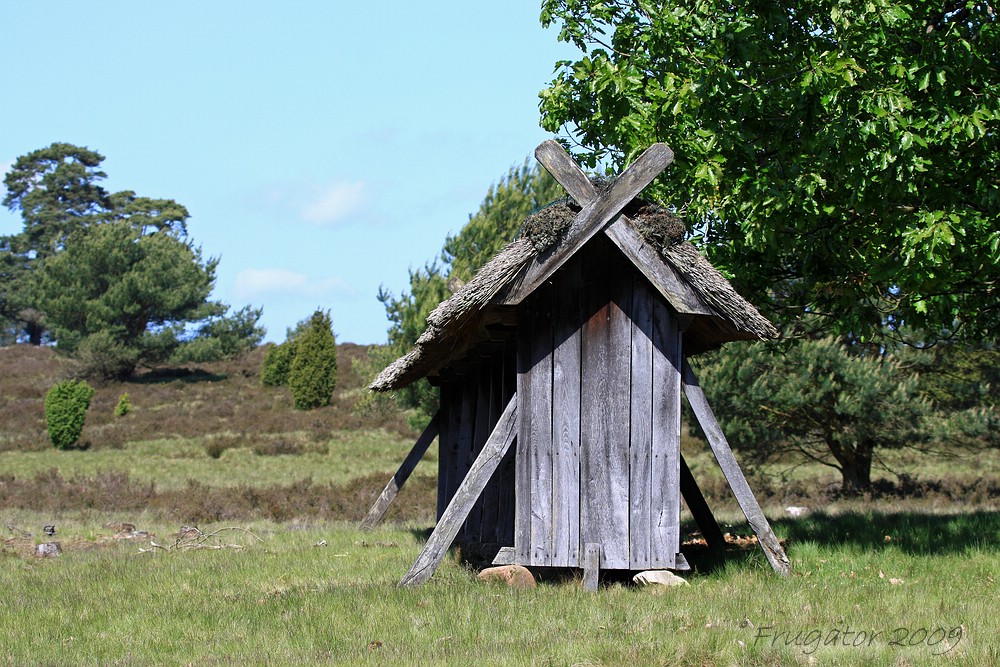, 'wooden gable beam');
604,219,715,317
528,140,714,318
535,139,597,205
503,141,674,305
